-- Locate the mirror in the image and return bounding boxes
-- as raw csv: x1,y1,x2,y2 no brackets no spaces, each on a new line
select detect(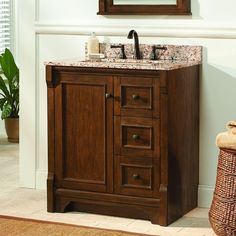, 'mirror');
98,0,191,15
